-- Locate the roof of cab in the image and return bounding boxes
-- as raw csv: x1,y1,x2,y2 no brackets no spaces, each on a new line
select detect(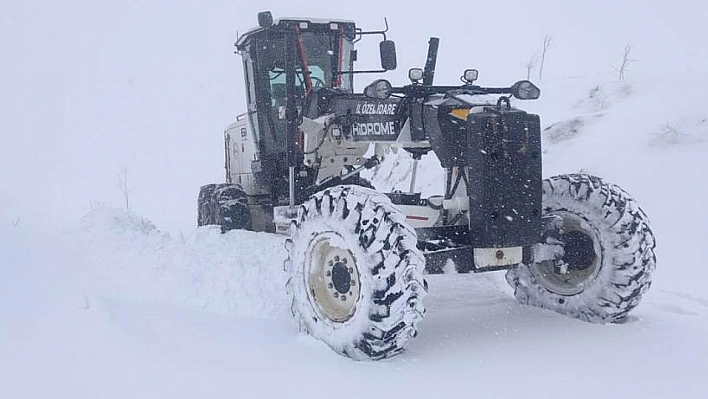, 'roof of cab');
235,16,357,49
